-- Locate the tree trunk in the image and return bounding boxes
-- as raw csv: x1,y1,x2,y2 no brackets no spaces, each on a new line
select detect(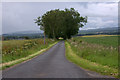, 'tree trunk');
44,31,46,44
53,29,56,40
